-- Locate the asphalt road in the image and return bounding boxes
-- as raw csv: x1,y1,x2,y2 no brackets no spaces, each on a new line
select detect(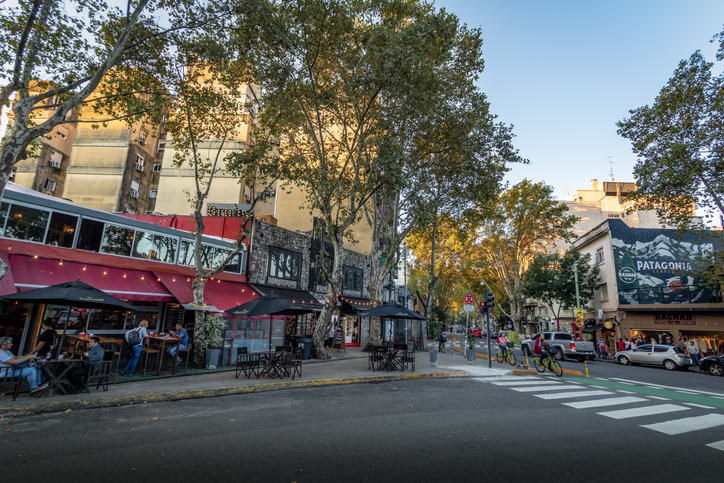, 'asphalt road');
2,374,724,482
